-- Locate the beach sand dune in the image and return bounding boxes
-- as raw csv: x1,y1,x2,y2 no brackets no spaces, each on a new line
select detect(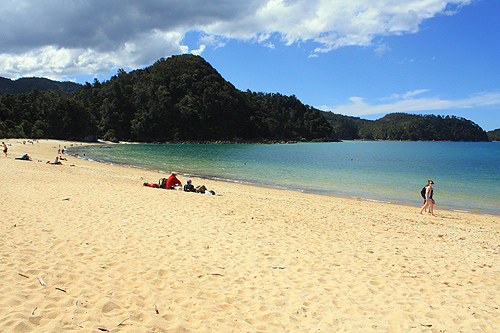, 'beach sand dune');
1,139,499,332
